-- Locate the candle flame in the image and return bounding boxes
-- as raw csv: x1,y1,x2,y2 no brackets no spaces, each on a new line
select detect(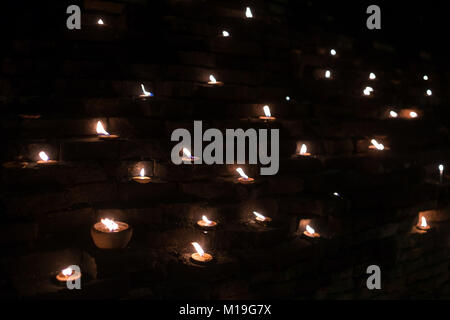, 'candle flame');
222,30,230,37
62,267,73,276
202,215,213,225
98,19,104,25
263,105,271,117
140,168,145,177
96,121,110,136
191,242,205,256
183,148,192,158
245,7,253,18
300,144,307,155
420,217,428,228
371,139,384,150
253,211,266,221
325,70,331,78
306,225,315,234
330,49,336,56
439,164,444,173
423,75,429,81
410,111,418,118
364,87,374,96
369,73,376,80
101,218,119,232
39,151,49,162
236,167,249,179
209,74,217,83
390,111,398,118
427,89,432,96
140,84,152,96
